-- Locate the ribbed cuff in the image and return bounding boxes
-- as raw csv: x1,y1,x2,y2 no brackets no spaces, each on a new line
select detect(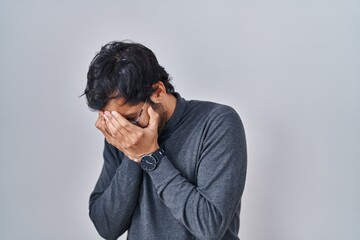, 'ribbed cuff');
118,156,142,180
